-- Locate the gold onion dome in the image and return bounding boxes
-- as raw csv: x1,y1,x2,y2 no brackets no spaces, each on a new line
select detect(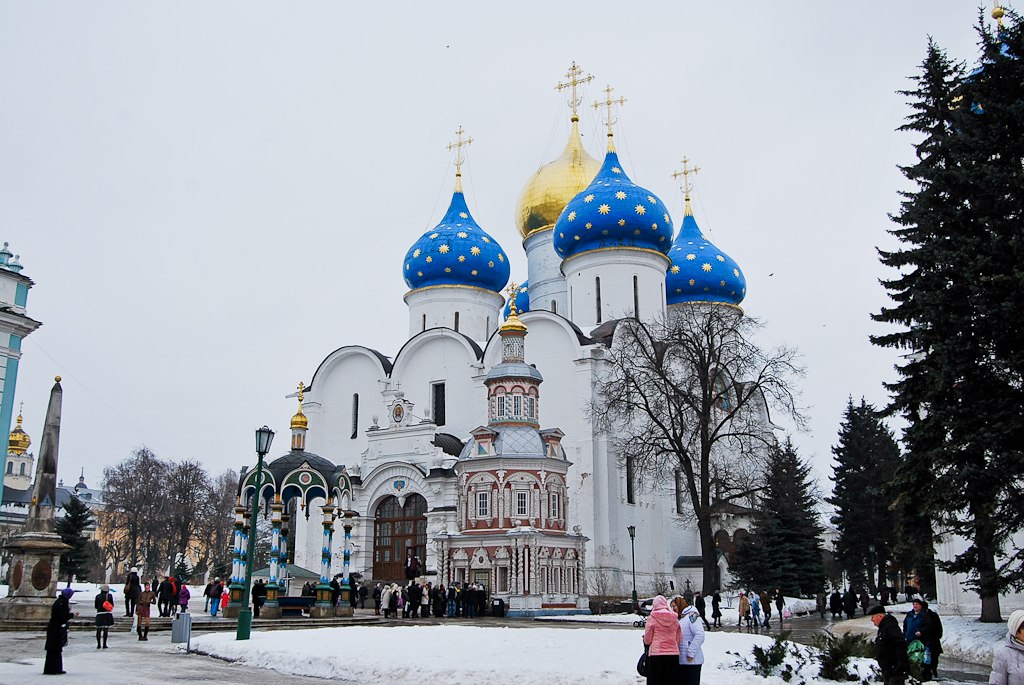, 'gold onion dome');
8,413,30,455
515,116,601,239
290,382,308,429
